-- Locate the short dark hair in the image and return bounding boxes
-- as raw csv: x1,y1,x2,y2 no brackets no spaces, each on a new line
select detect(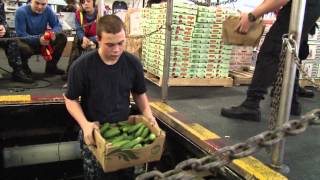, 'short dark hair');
97,15,125,38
